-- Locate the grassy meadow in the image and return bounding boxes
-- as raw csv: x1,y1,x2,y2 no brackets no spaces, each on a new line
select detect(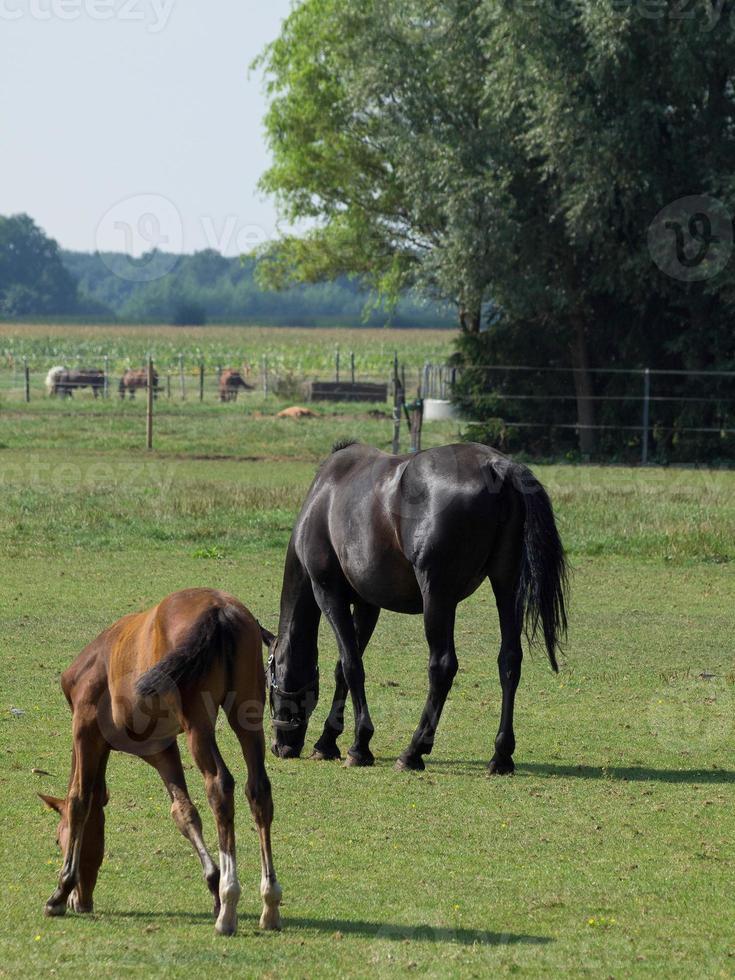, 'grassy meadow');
1,327,734,977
